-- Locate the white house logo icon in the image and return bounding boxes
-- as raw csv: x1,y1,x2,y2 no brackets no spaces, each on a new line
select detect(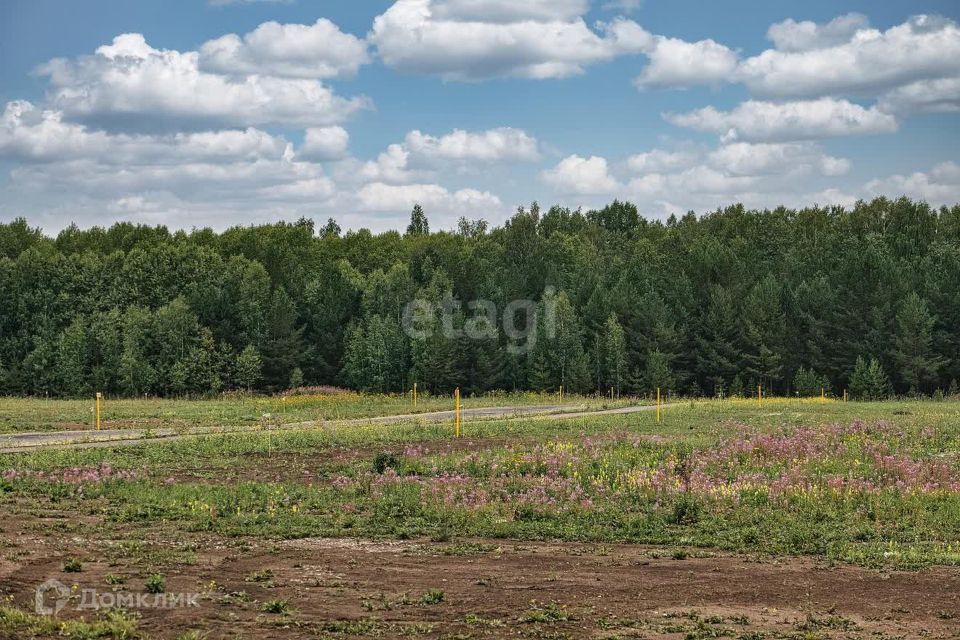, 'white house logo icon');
35,579,70,615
